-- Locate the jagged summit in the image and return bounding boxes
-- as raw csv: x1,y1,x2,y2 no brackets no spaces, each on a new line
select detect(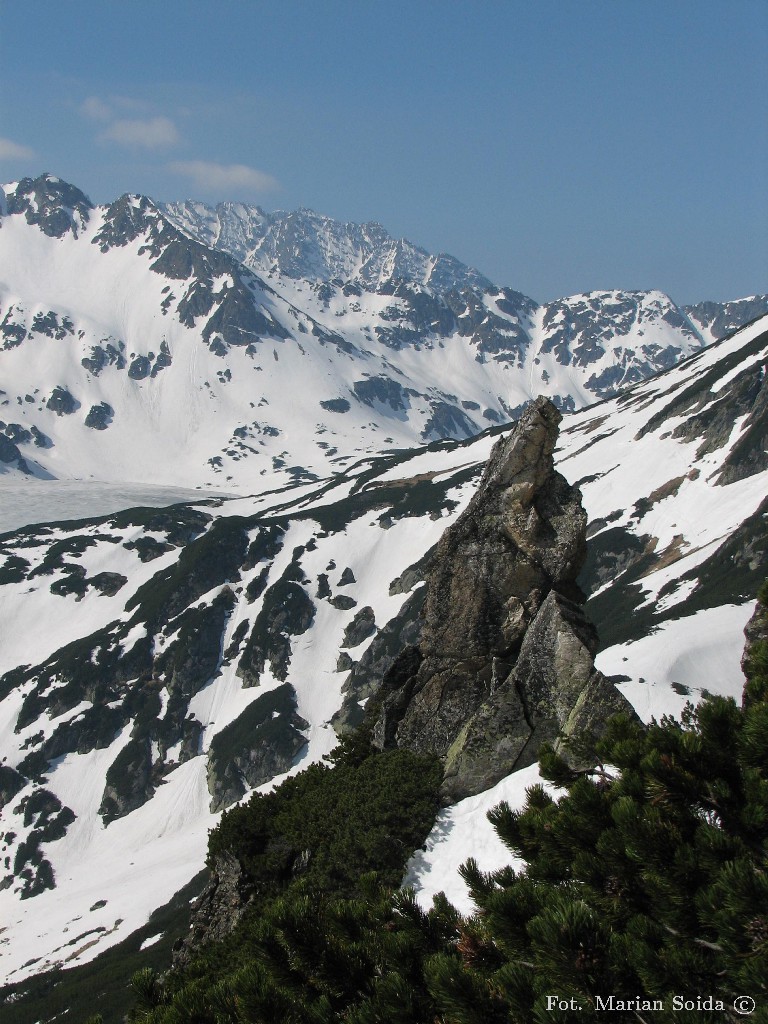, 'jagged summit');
372,397,633,801
161,199,494,293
